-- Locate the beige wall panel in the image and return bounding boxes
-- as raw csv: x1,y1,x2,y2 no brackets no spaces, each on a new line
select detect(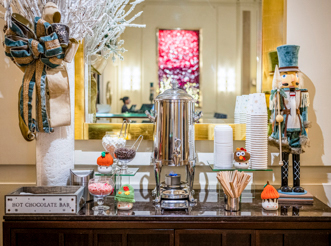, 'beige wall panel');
216,3,238,119
0,20,36,165
0,165,36,183
287,0,331,168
